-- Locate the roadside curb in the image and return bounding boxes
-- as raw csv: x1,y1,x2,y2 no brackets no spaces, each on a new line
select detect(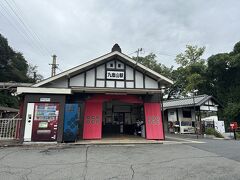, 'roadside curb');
0,141,164,148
